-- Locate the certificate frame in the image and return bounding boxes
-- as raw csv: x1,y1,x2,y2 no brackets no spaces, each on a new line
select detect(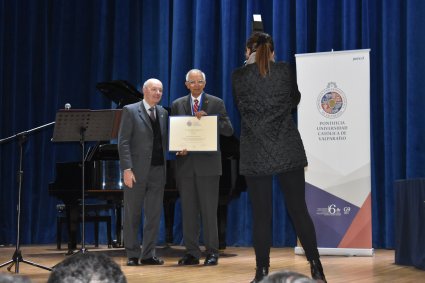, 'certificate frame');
168,115,218,152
